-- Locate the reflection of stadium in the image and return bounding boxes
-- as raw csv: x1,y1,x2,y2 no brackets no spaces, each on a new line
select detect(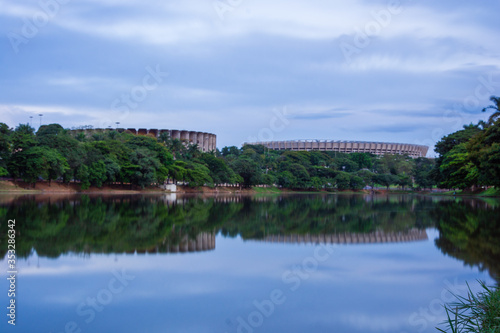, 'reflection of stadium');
245,140,429,158
131,229,428,255
134,232,216,254
165,232,216,253
255,229,428,245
